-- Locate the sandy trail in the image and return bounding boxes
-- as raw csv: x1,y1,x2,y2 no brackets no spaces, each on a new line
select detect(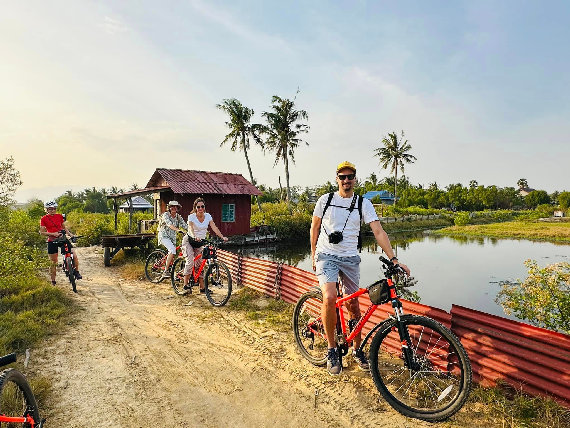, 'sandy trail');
29,246,428,428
